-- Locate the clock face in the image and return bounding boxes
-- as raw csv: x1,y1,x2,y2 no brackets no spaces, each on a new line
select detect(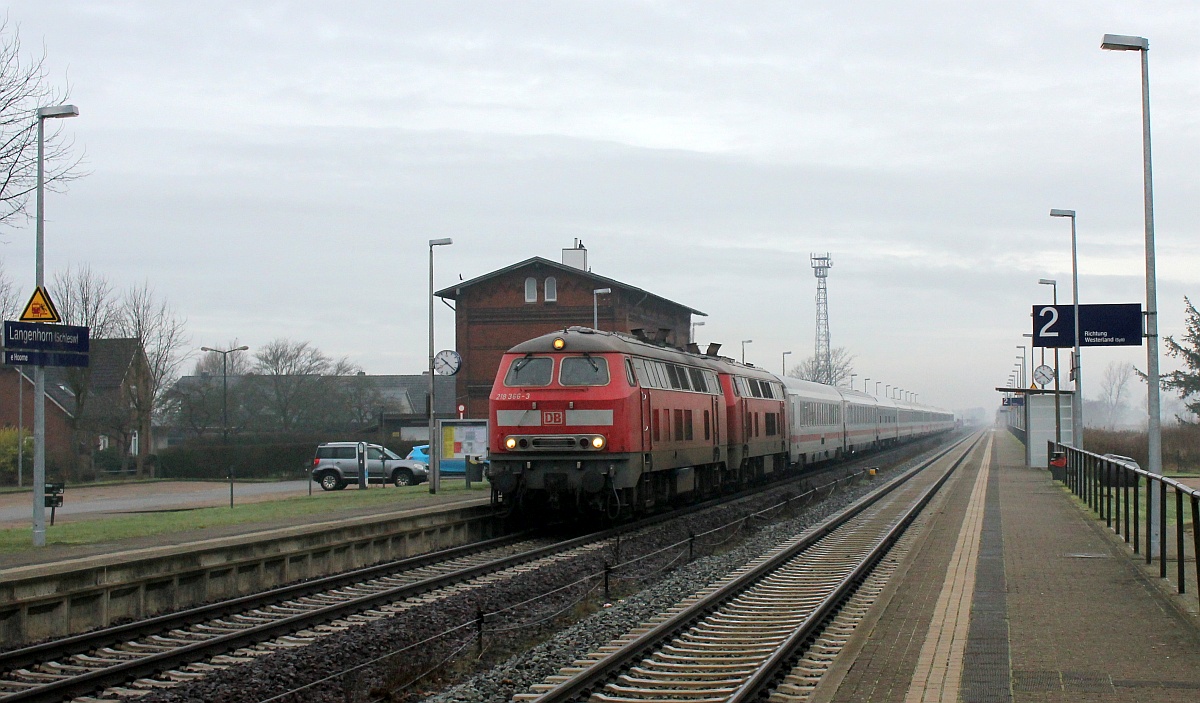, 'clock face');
434,350,462,376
